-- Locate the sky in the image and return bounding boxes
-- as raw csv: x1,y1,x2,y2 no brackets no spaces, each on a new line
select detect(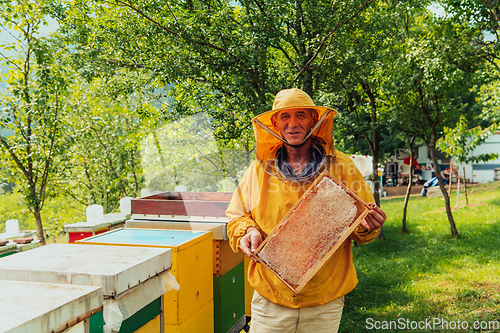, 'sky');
427,3,446,17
